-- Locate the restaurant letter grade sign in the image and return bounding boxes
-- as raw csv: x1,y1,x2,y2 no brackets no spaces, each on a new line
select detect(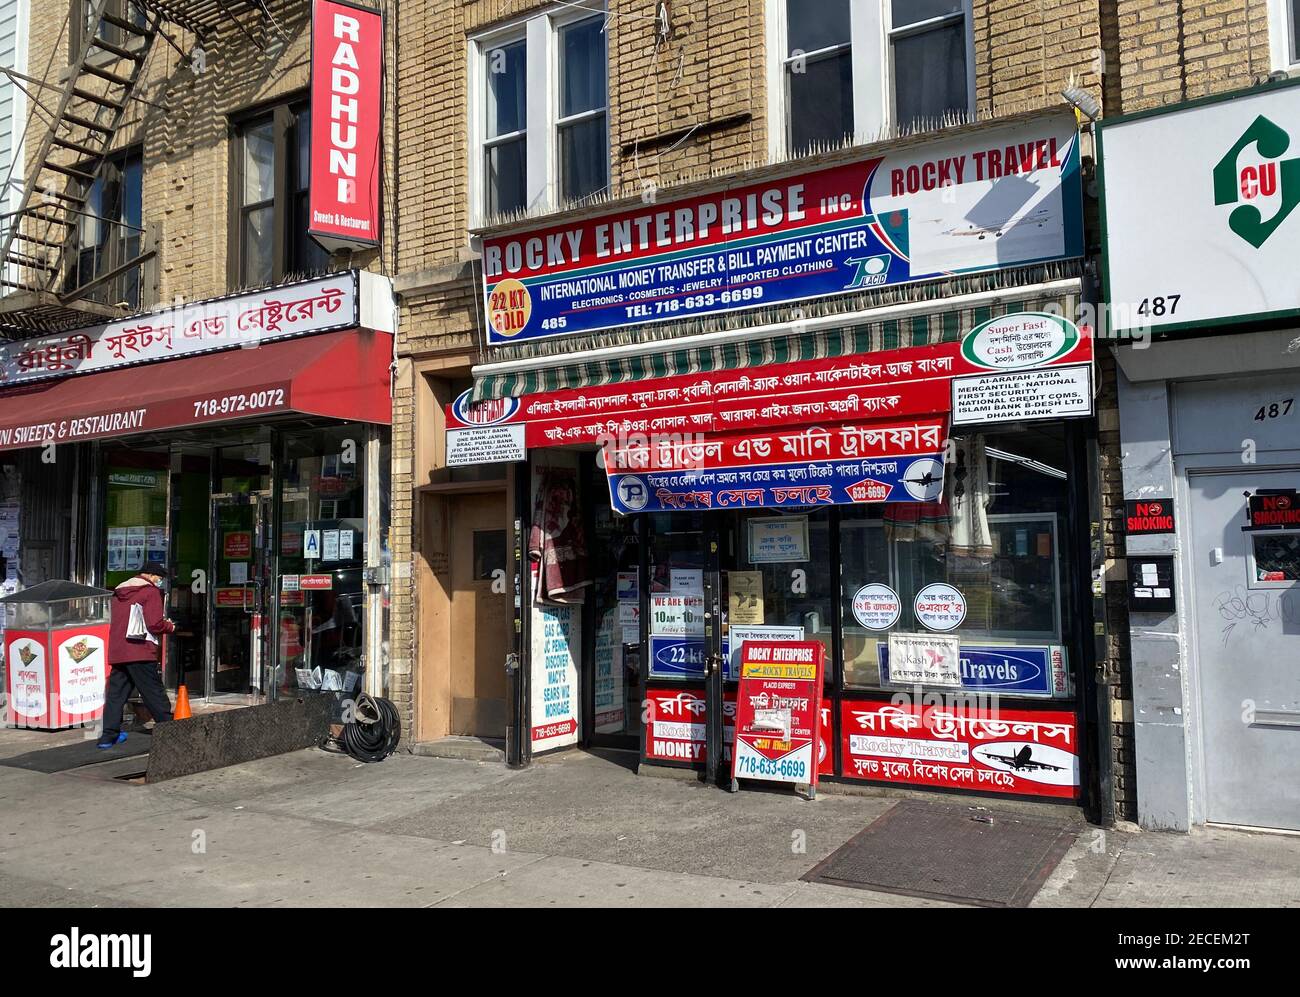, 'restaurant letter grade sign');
731,640,825,790
309,0,383,251
481,114,1081,344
